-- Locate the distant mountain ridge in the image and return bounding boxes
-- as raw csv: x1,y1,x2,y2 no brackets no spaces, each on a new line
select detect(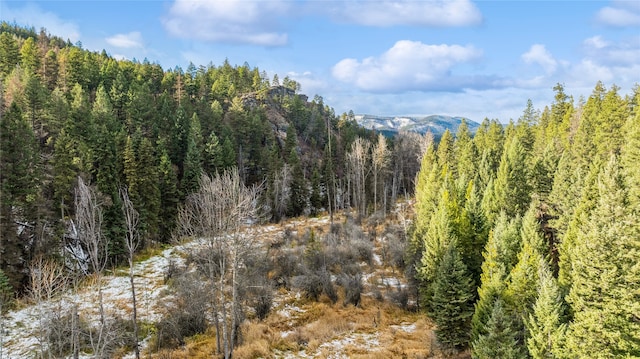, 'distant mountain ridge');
355,114,480,137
